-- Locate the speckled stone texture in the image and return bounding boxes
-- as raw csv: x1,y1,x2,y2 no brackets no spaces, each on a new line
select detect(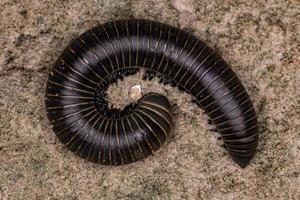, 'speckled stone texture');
0,0,299,199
